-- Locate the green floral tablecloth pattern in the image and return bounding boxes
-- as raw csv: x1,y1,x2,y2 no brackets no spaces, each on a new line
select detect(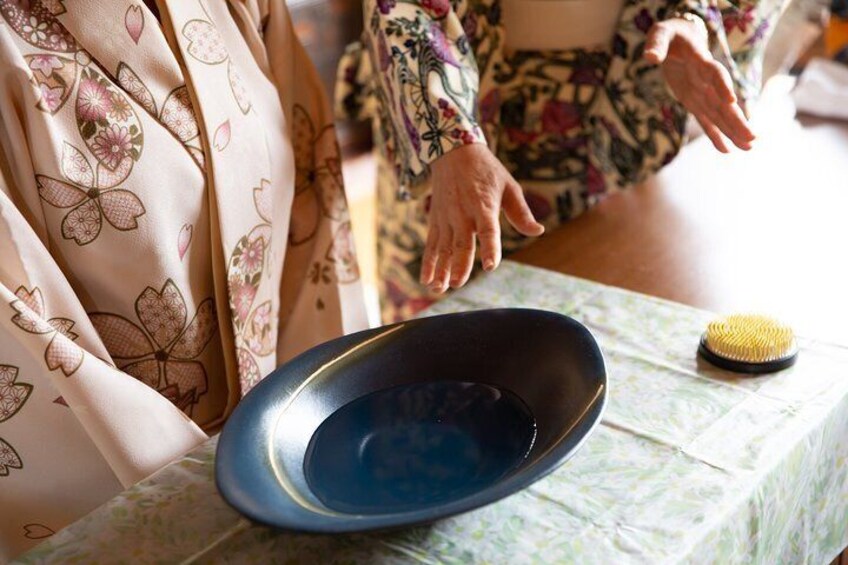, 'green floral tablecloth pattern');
16,262,848,564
